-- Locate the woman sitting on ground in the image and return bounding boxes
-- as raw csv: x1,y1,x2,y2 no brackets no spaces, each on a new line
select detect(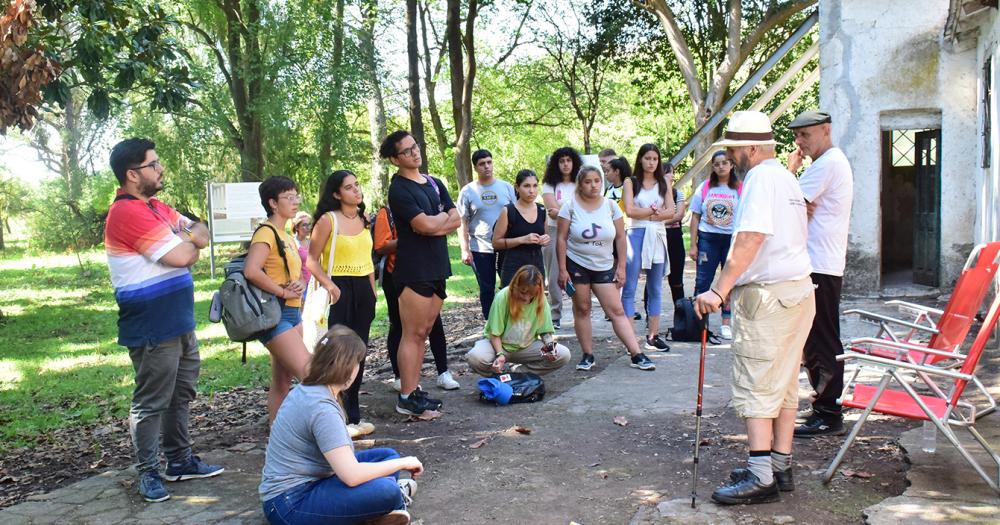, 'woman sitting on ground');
260,326,423,525
466,265,571,376
556,166,656,372
492,169,549,288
